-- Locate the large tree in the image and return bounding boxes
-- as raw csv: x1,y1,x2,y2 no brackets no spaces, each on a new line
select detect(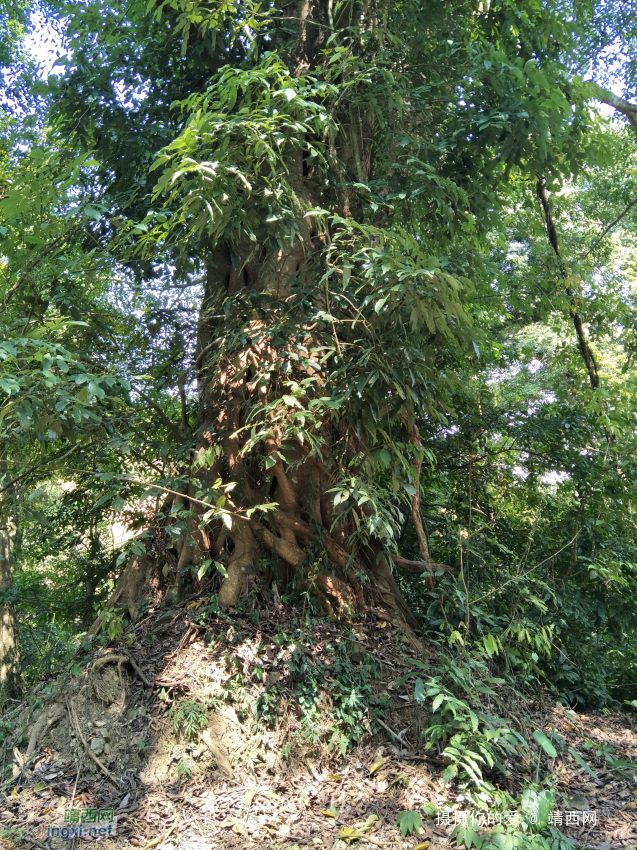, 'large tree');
8,0,637,637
